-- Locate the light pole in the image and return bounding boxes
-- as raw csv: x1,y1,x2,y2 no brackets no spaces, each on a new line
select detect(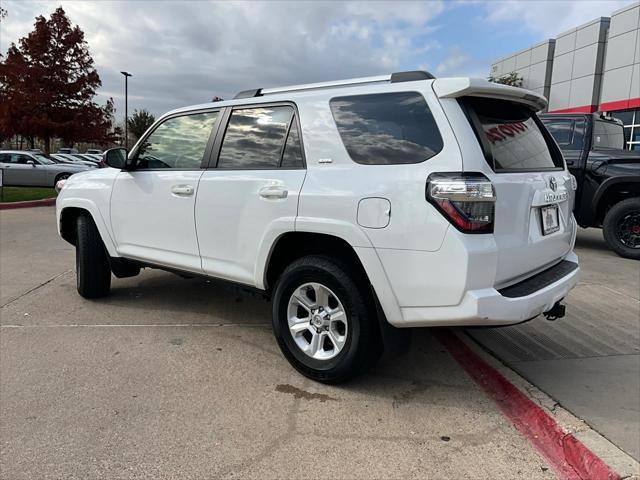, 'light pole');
120,71,132,148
